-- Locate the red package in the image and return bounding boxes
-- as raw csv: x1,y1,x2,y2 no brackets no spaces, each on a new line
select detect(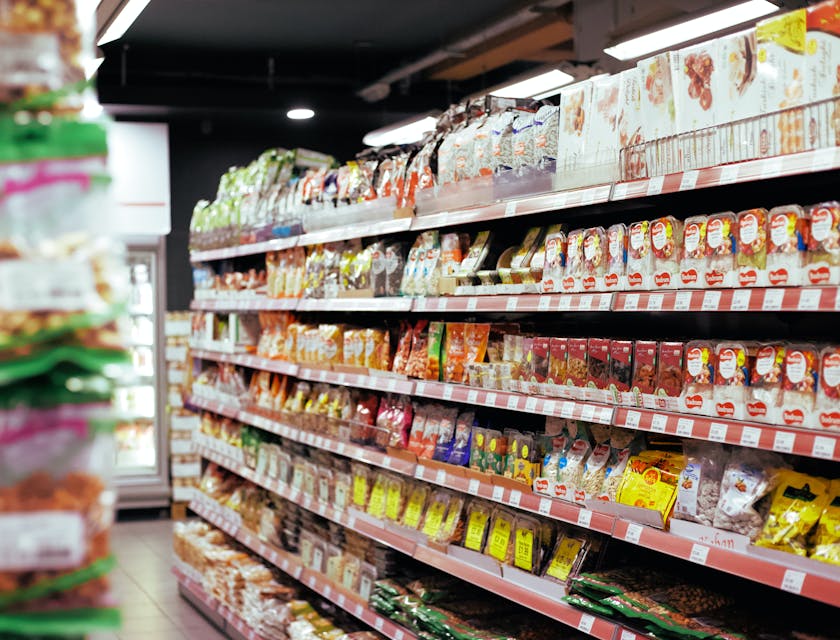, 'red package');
548,337,568,385
587,338,610,389
567,338,588,387
632,341,657,394
609,340,634,393
656,342,684,397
